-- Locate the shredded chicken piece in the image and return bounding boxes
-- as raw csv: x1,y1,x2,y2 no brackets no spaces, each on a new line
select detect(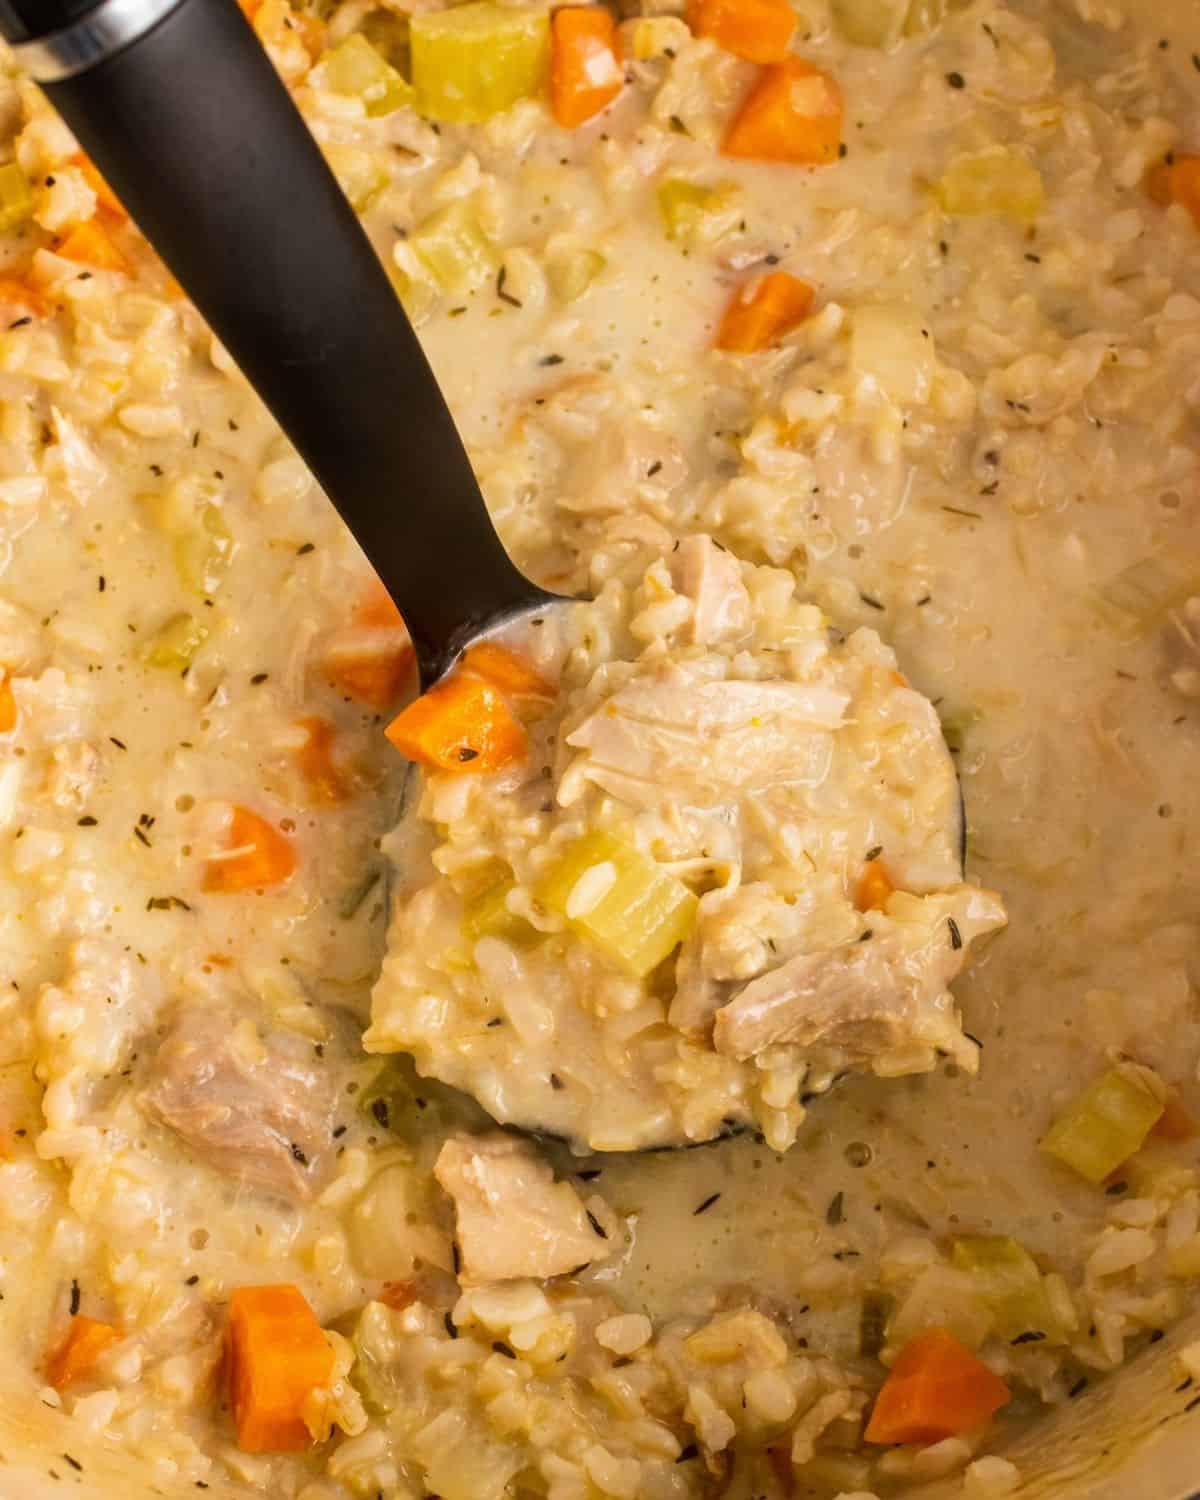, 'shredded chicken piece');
140,1008,334,1200
712,889,1007,1067
434,1133,612,1283
670,534,751,645
564,661,847,809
